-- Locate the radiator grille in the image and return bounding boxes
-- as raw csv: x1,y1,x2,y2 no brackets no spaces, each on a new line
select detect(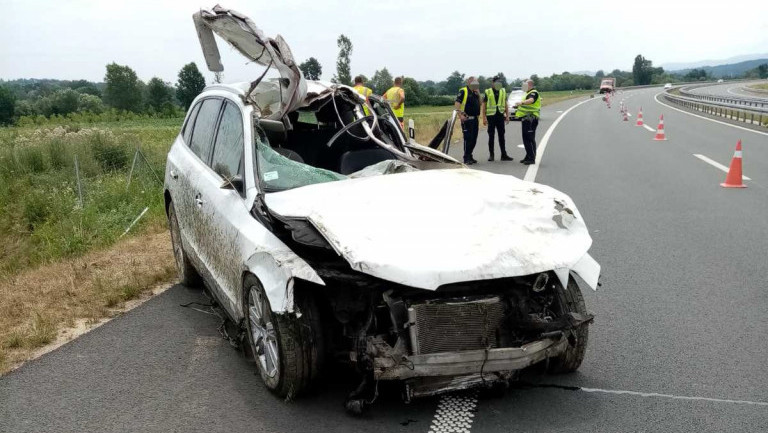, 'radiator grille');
409,297,506,355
